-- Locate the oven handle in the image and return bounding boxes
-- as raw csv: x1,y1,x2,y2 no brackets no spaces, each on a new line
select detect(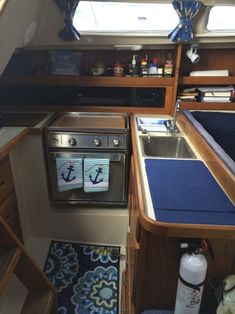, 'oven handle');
50,152,124,162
